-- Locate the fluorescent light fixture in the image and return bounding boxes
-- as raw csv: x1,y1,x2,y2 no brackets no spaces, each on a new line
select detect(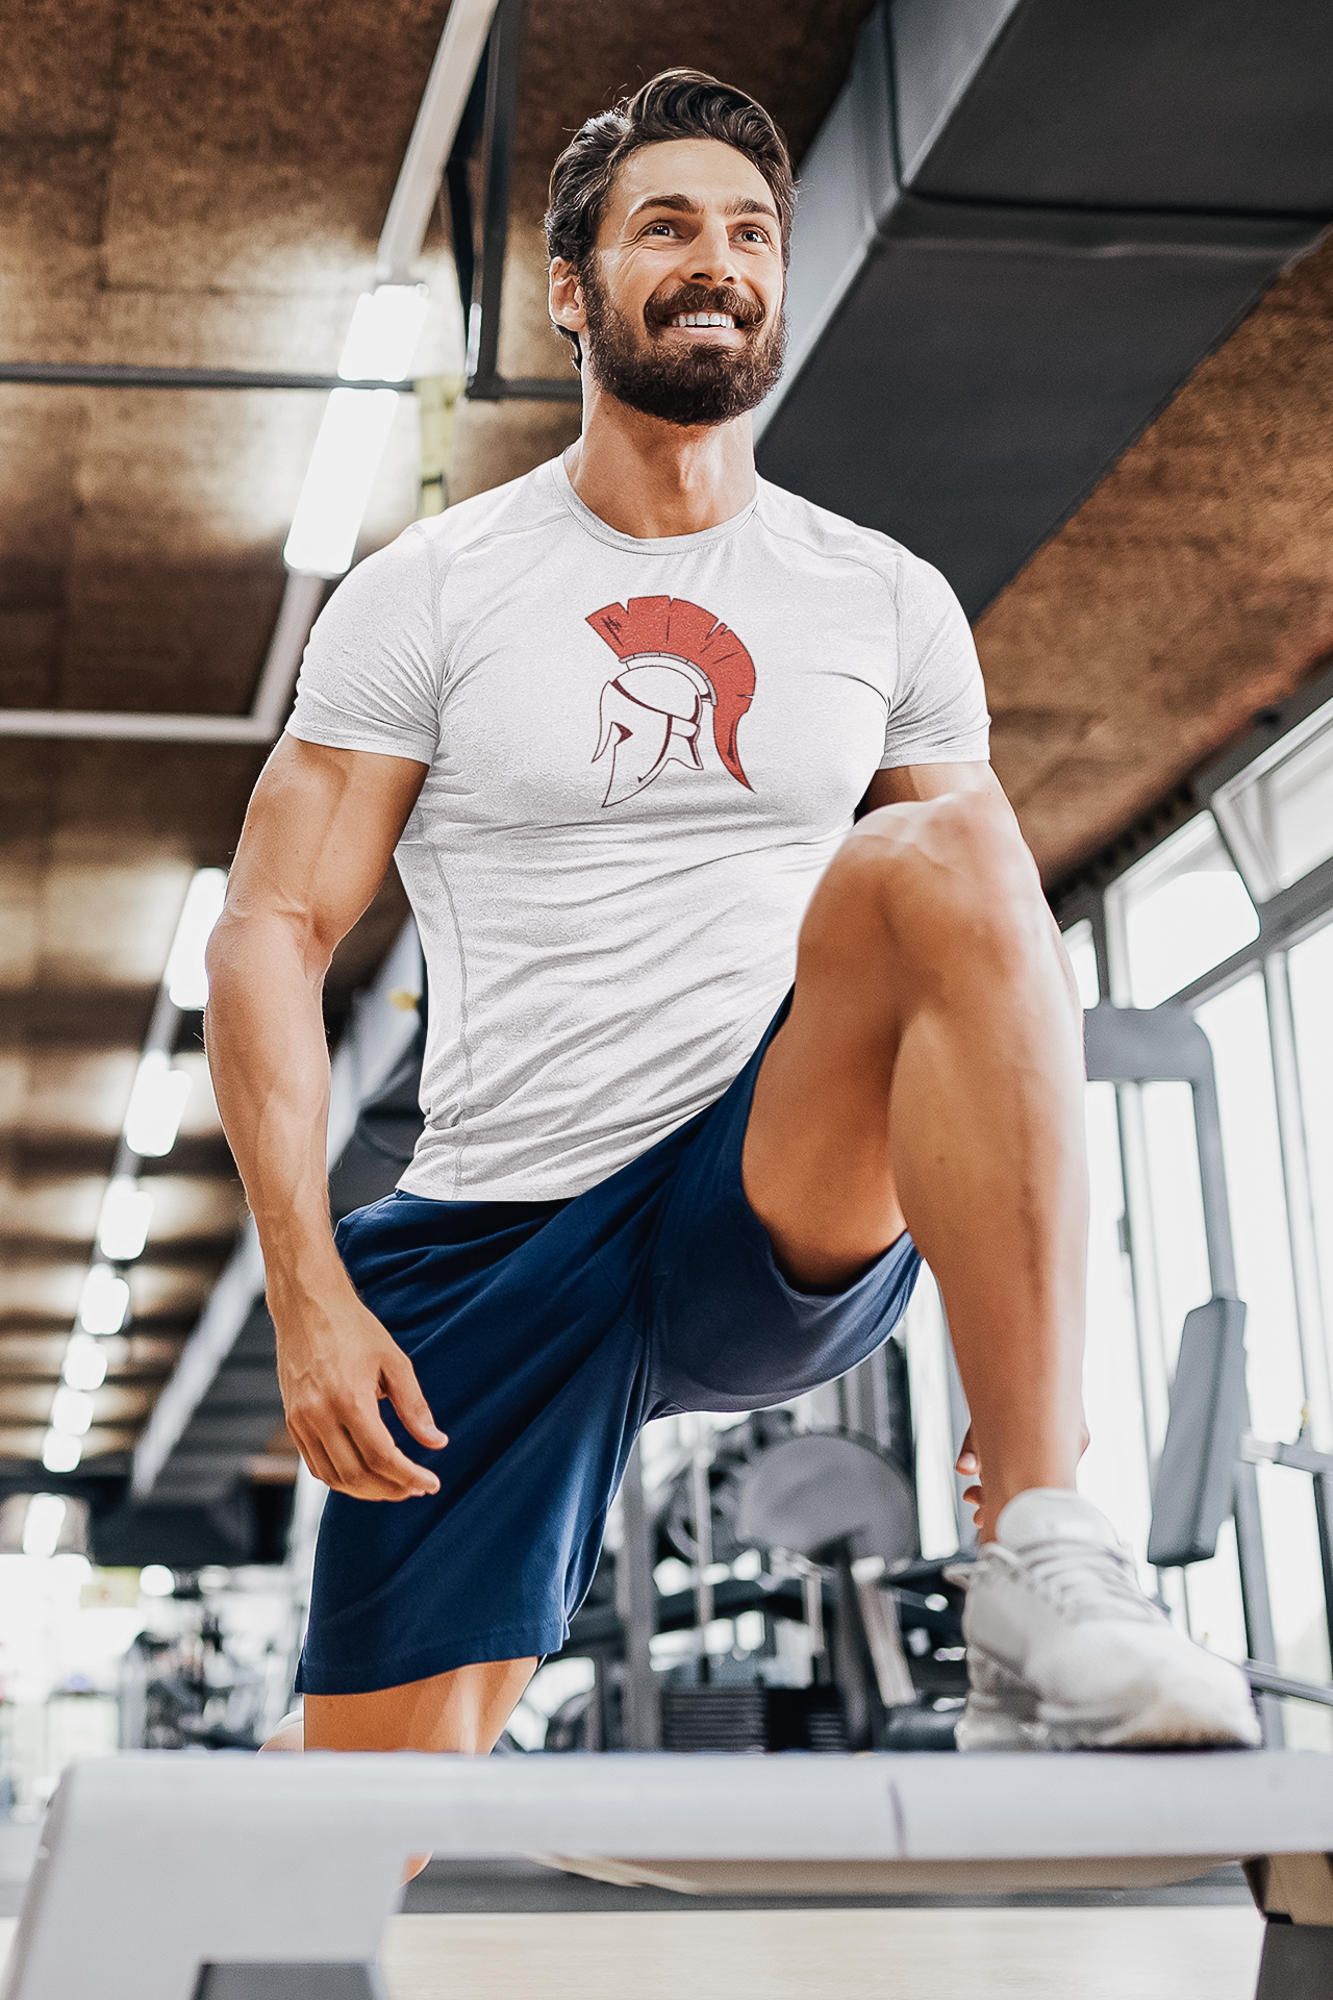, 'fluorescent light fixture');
96,1175,153,1262
63,1334,109,1392
51,1386,95,1437
283,388,400,579
165,868,228,1009
22,1493,68,1559
41,1431,81,1474
338,285,429,382
78,1263,130,1336
139,1564,175,1598
123,1049,192,1158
